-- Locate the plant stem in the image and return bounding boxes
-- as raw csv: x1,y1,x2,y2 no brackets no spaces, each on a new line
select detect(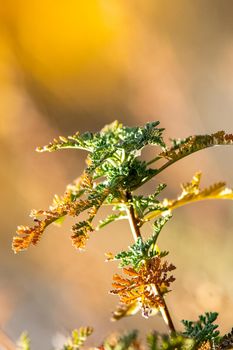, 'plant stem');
125,192,141,241
125,191,176,334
